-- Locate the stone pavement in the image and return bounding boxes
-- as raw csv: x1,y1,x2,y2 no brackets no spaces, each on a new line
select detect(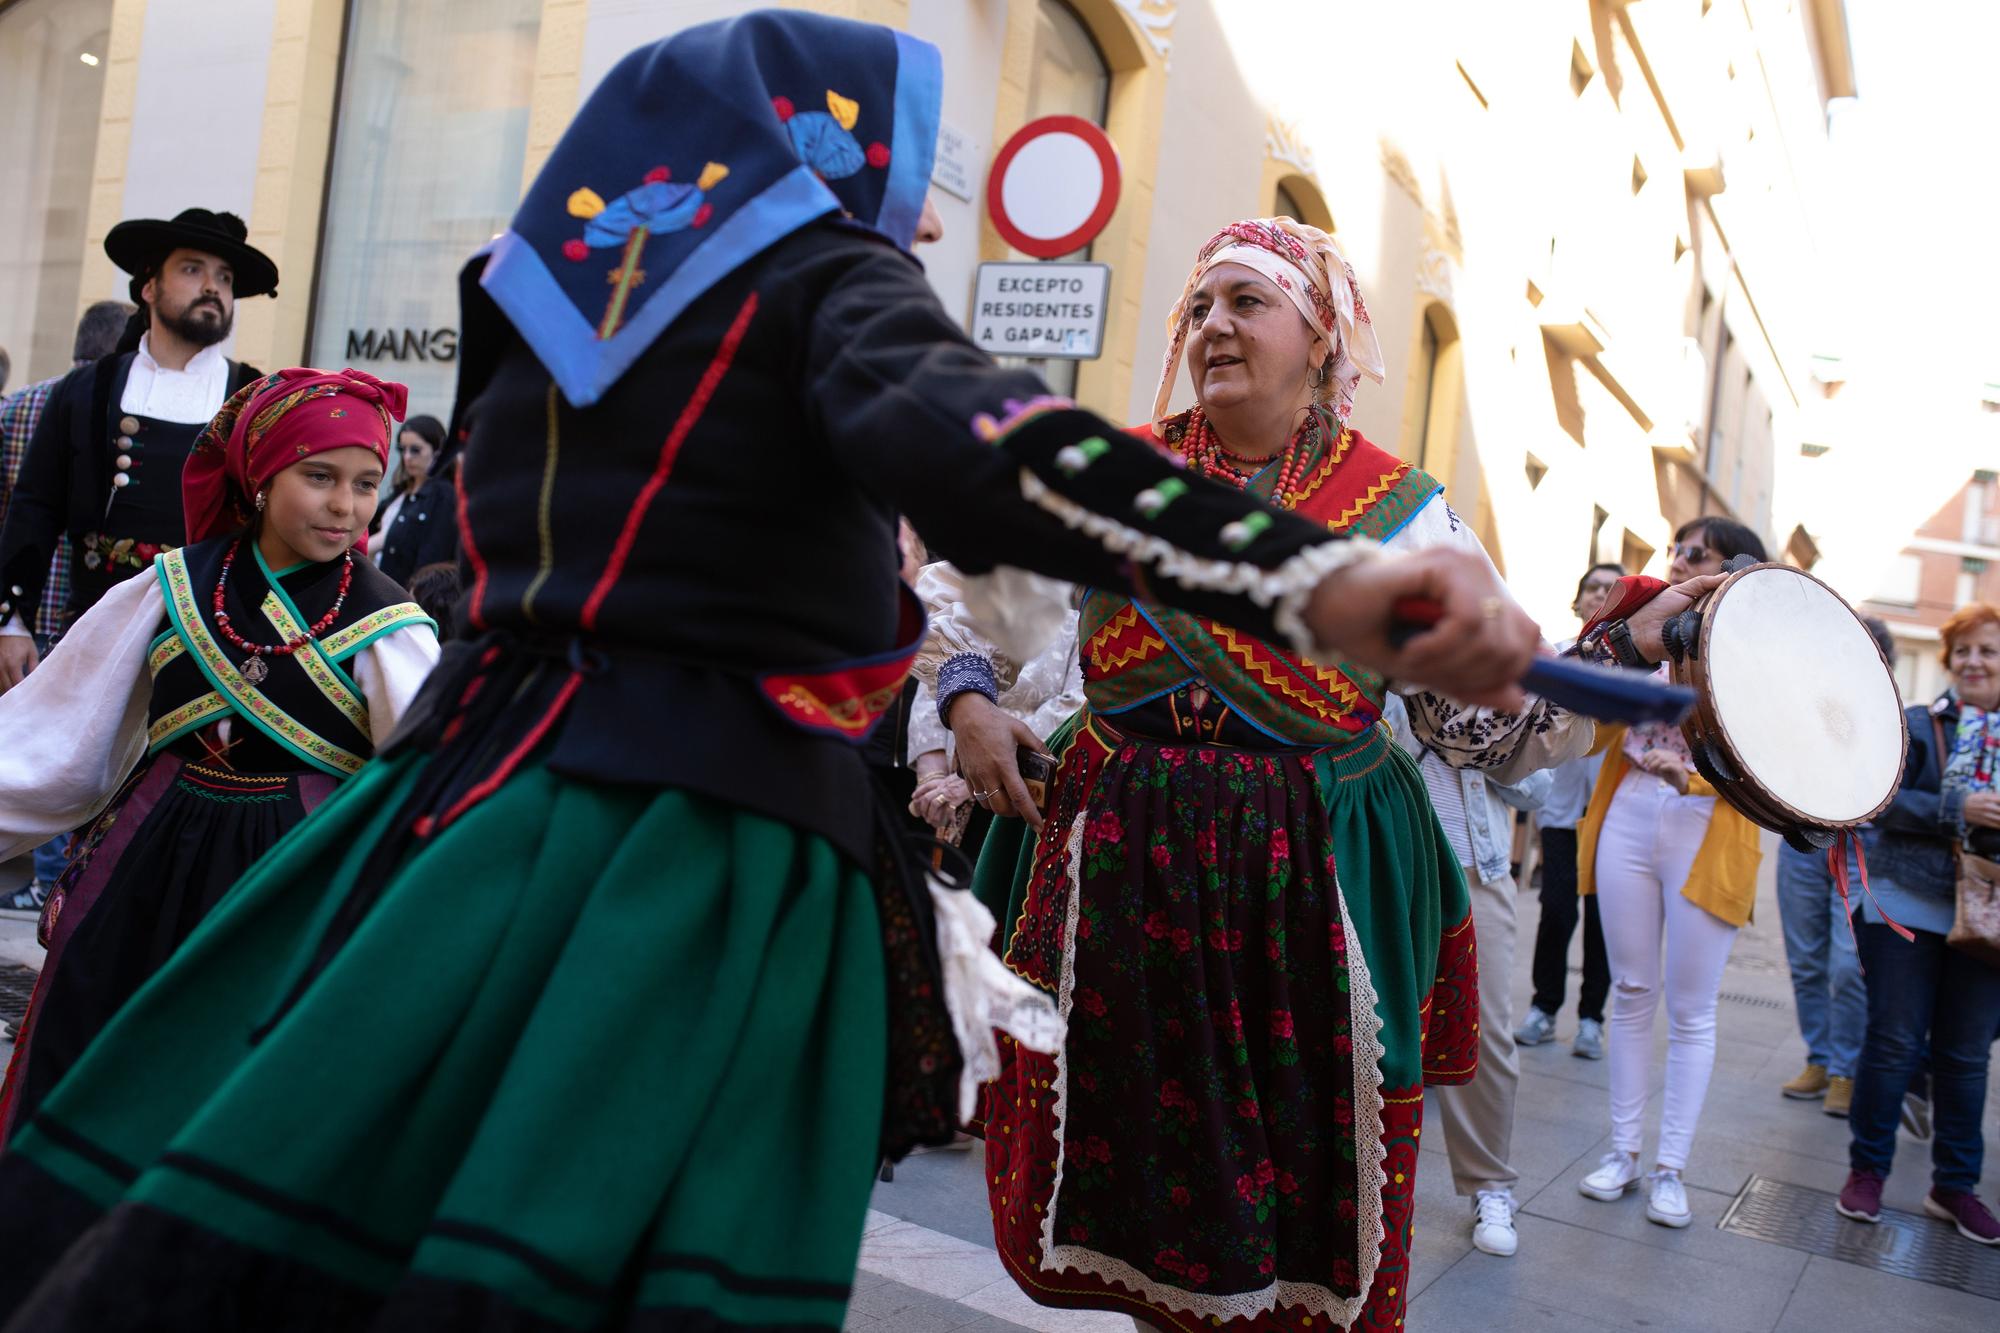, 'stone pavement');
859,845,2000,1331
